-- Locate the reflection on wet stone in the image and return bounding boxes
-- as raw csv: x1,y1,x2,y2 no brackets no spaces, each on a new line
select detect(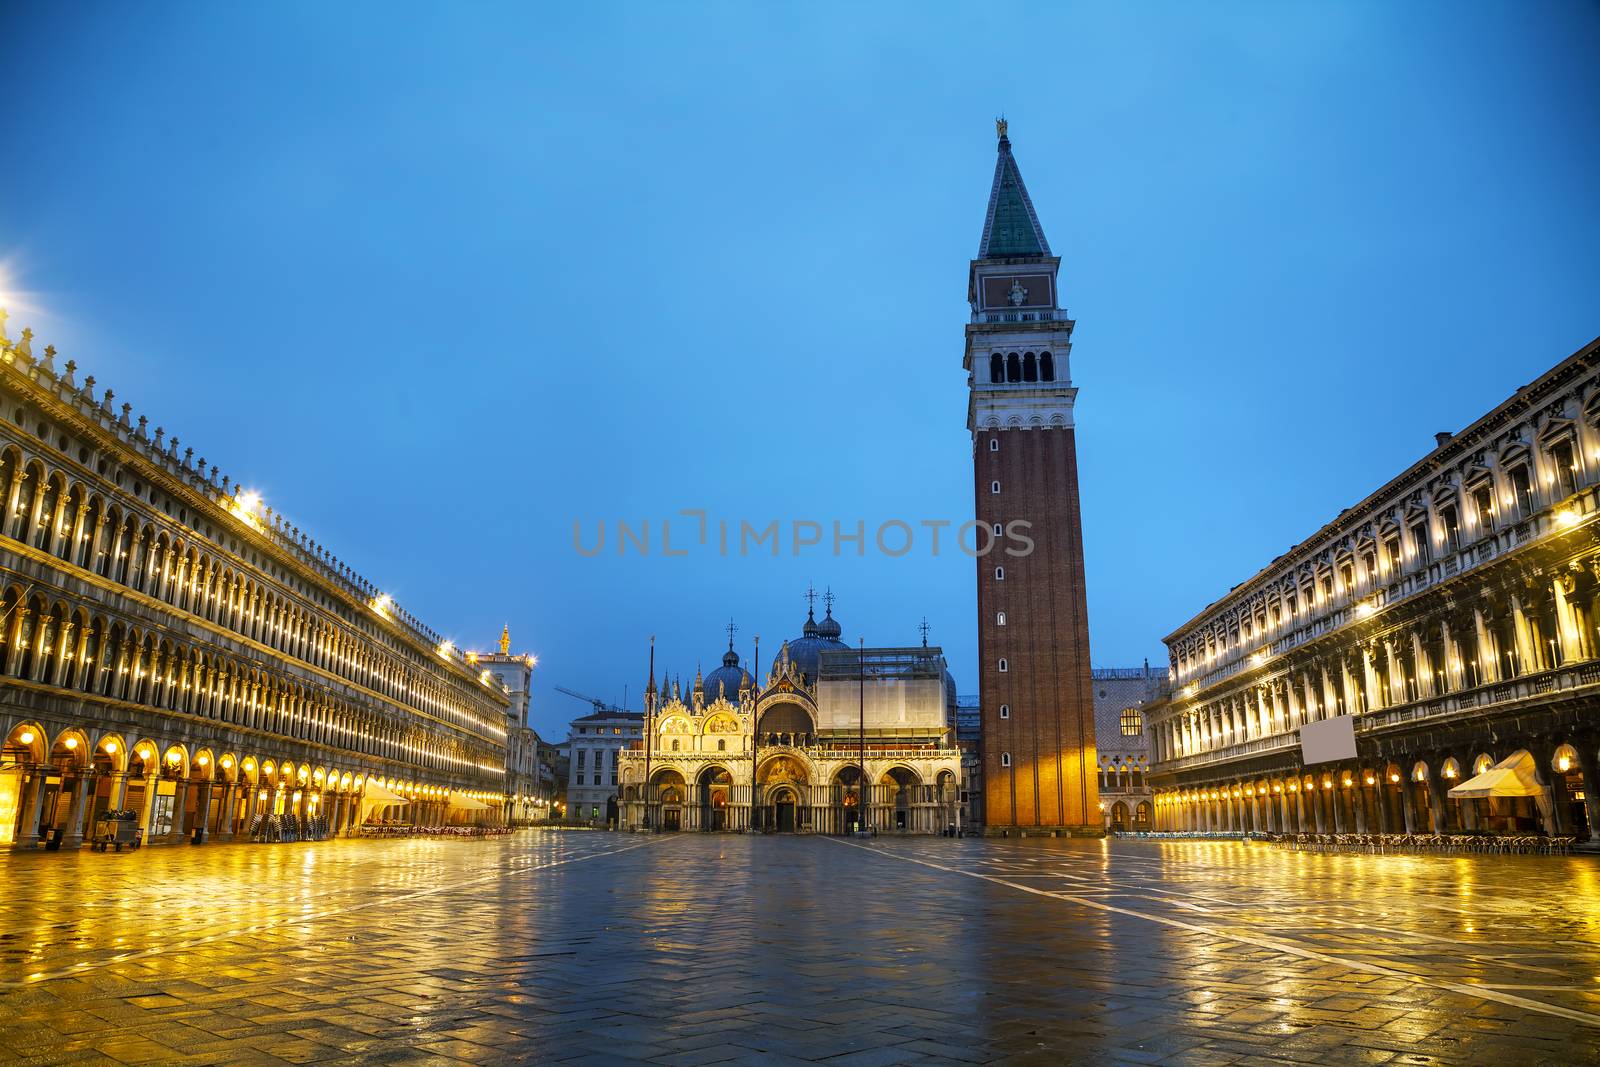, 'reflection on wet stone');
0,831,1597,1064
